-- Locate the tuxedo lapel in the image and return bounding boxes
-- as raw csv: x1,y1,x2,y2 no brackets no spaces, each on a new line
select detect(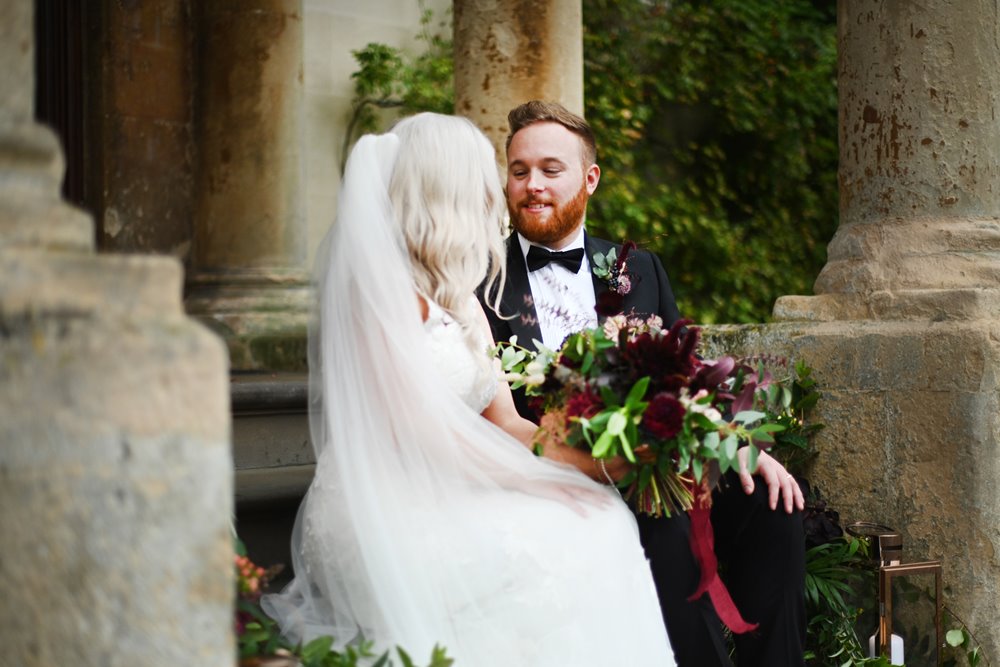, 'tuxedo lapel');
584,233,609,300
501,236,544,348
585,234,622,321
585,234,659,319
